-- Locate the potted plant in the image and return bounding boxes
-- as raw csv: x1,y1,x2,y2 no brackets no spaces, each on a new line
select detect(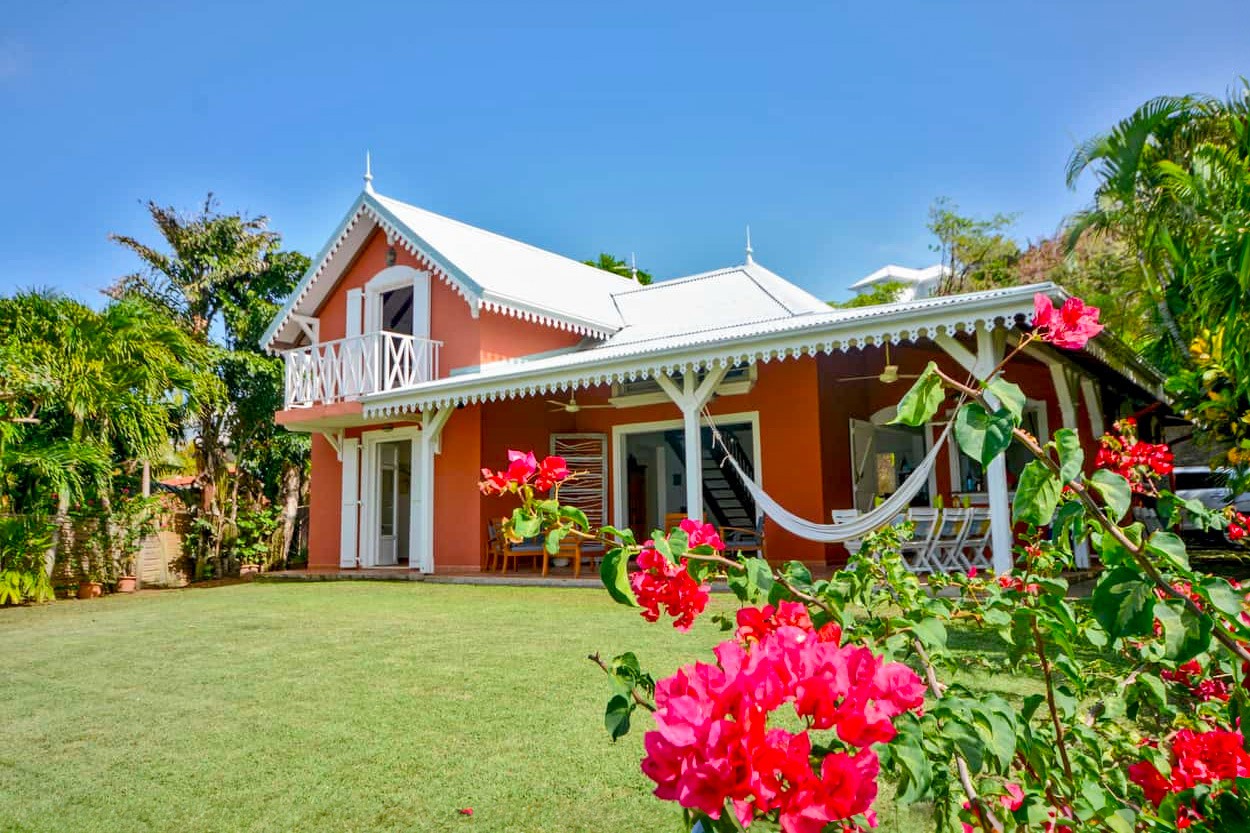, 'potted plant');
110,492,159,593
